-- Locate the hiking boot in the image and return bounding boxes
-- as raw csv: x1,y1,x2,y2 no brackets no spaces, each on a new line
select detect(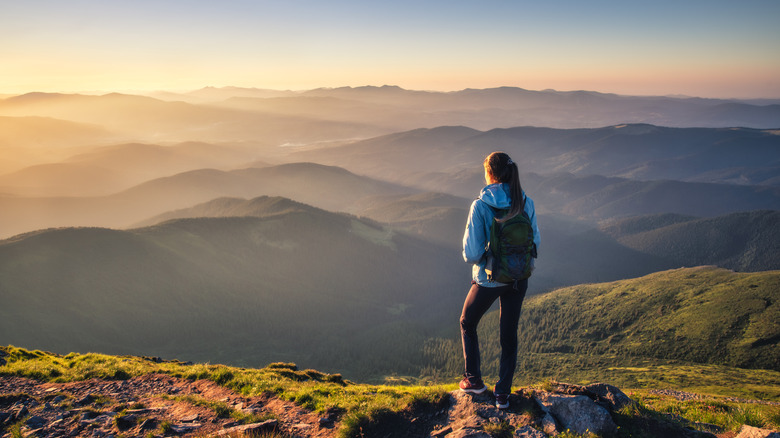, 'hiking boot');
495,393,509,409
459,376,487,394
